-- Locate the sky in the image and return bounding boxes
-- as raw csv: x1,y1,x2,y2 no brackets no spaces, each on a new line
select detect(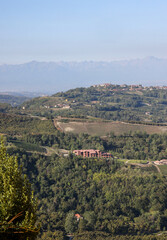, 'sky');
1,0,167,64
